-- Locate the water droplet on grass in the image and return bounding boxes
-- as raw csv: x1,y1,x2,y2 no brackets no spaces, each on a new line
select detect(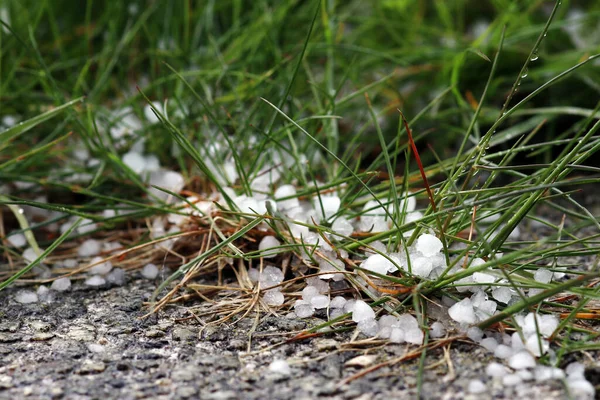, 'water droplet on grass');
530,51,539,61
521,69,528,78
